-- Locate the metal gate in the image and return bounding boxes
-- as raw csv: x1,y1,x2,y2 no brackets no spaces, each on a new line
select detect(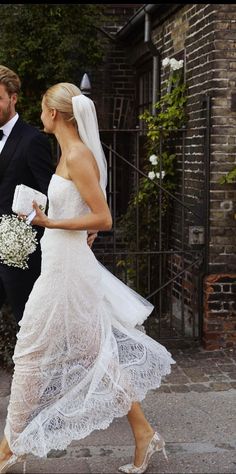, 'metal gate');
94,98,210,342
